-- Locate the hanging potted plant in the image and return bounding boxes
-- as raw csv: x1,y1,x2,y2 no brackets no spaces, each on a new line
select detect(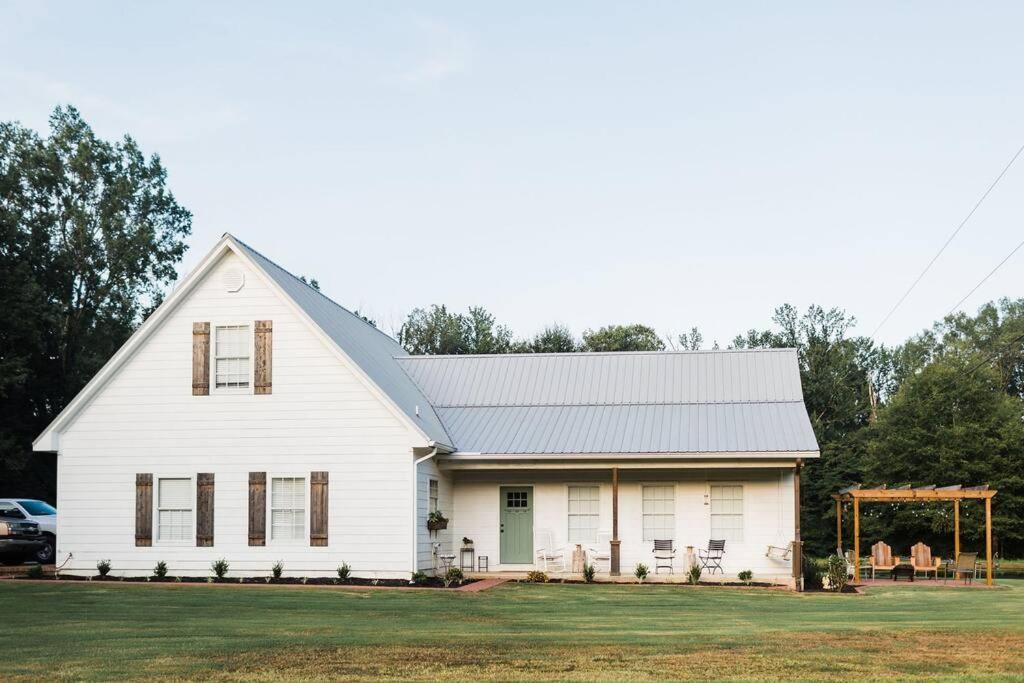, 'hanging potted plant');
427,510,449,531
